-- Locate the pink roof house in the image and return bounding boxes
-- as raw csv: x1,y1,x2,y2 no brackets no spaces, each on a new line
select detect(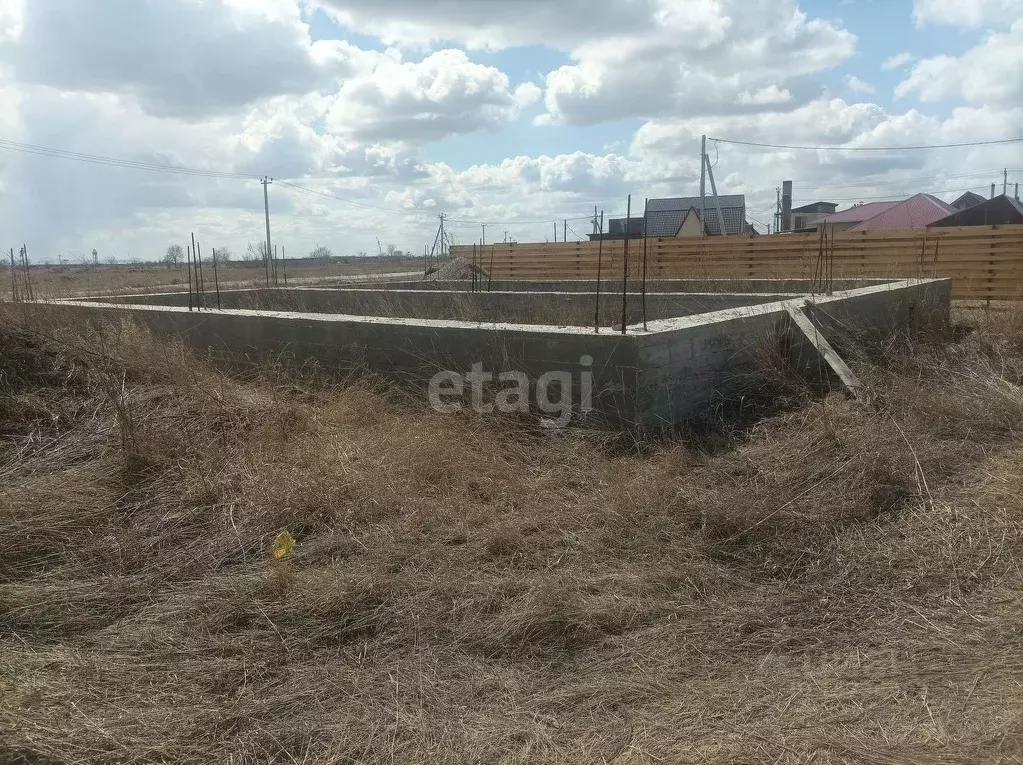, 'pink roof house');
847,194,955,231
819,201,900,228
